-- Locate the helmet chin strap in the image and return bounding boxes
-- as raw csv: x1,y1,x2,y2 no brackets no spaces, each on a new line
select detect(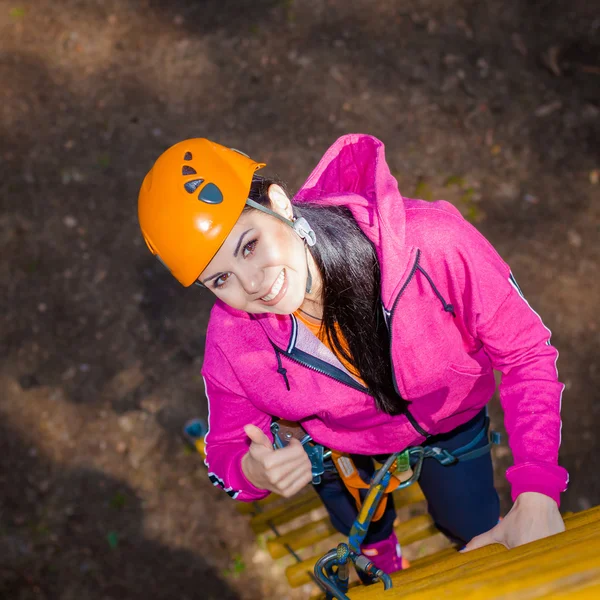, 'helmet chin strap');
305,247,313,294
245,198,316,294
